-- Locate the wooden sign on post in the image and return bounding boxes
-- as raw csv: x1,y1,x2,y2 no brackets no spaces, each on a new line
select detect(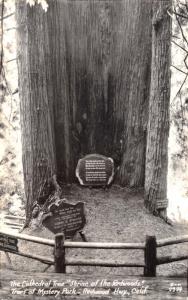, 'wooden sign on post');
76,154,114,186
42,200,86,239
0,233,18,252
